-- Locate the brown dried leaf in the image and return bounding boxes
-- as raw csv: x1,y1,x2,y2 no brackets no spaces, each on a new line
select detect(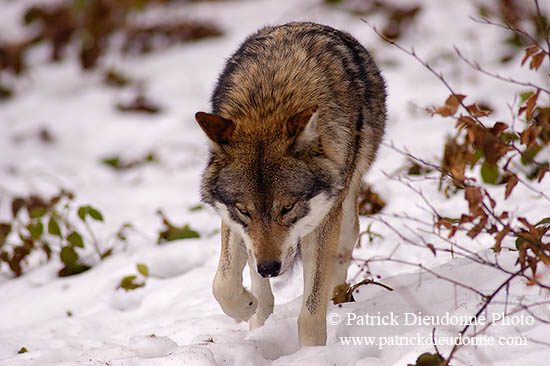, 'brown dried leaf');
505,174,518,199
358,183,386,216
459,214,473,225
116,95,162,115
466,125,480,147
521,45,540,66
537,165,548,182
467,214,487,239
466,104,491,117
529,51,545,71
441,136,472,185
518,217,535,231
465,186,482,214
520,89,540,121
455,115,476,130
490,122,509,137
520,124,543,149
332,283,354,304
436,218,453,231
494,225,511,252
433,94,466,117
488,194,496,209
481,132,510,165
